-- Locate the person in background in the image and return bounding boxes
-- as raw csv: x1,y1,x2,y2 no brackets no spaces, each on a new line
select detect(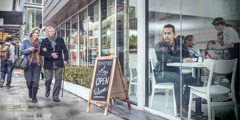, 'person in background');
217,31,224,46
176,35,189,52
216,31,230,59
40,26,68,102
184,35,200,59
20,27,42,103
0,37,15,89
176,35,185,42
212,17,240,101
204,40,222,60
154,24,196,116
212,17,240,60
